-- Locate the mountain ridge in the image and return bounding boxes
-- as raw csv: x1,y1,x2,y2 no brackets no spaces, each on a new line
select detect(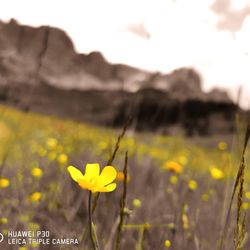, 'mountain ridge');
0,19,231,101
0,19,242,135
